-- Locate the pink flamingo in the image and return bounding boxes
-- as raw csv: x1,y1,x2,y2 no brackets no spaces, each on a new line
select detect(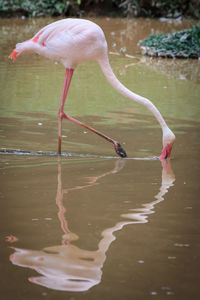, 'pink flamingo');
9,18,175,159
